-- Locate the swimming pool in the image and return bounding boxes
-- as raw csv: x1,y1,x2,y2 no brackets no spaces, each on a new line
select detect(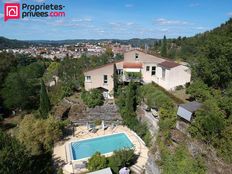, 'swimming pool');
70,133,134,160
